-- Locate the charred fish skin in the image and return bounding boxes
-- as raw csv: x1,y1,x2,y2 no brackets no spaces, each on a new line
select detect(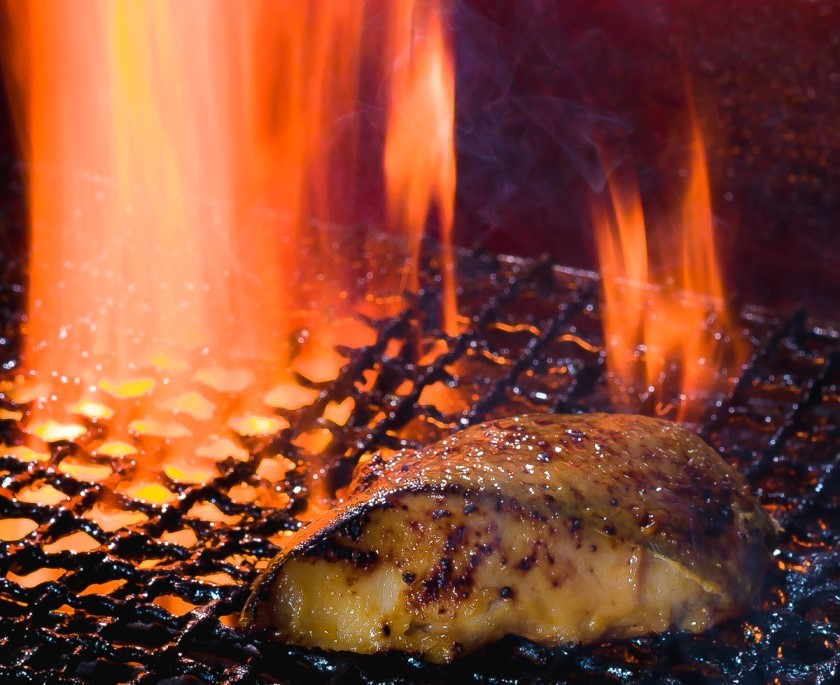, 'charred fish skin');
242,413,777,663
